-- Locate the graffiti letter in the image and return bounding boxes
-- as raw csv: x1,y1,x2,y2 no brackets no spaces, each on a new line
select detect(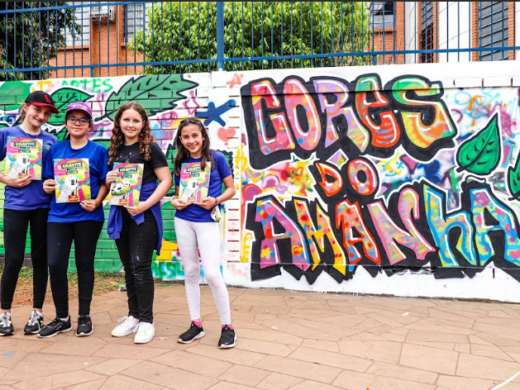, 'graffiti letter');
368,188,435,265
313,78,369,151
392,76,457,151
470,188,520,266
336,200,380,266
294,200,347,275
355,75,400,149
347,158,379,196
251,80,296,155
255,197,310,270
315,162,343,197
283,78,321,150
424,184,477,267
